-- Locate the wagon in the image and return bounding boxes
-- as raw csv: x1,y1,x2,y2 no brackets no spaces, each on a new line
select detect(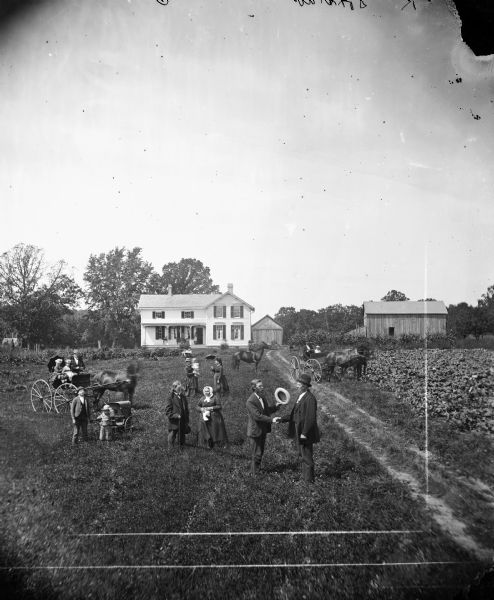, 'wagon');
289,349,326,384
30,370,94,414
30,356,110,414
